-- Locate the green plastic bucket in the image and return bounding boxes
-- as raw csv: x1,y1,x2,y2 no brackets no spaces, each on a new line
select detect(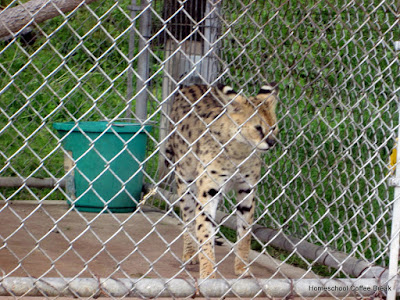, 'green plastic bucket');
53,121,152,213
